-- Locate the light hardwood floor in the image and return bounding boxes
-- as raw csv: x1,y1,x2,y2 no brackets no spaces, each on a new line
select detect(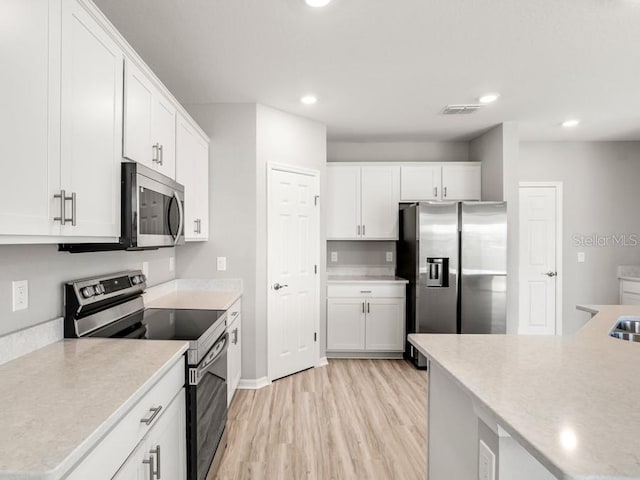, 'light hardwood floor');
211,359,428,480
